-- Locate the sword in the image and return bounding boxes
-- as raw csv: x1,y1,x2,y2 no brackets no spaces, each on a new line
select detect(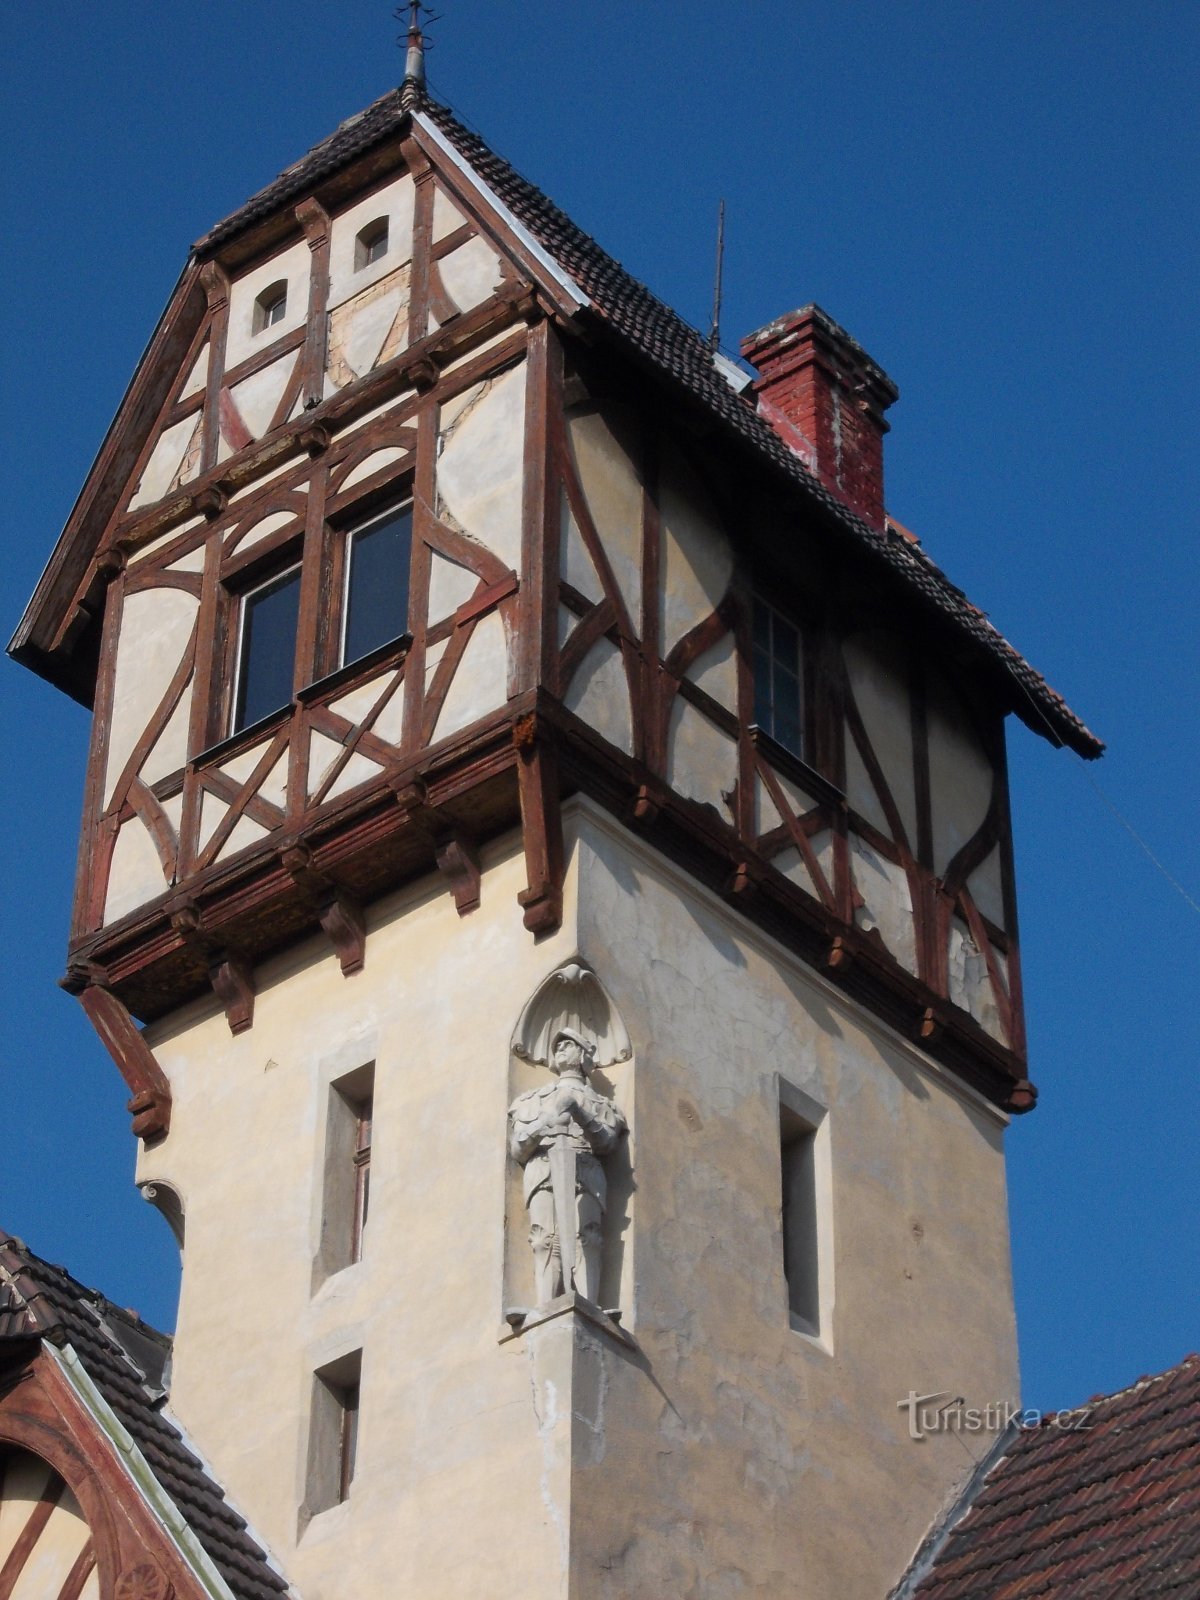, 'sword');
548,1129,577,1295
